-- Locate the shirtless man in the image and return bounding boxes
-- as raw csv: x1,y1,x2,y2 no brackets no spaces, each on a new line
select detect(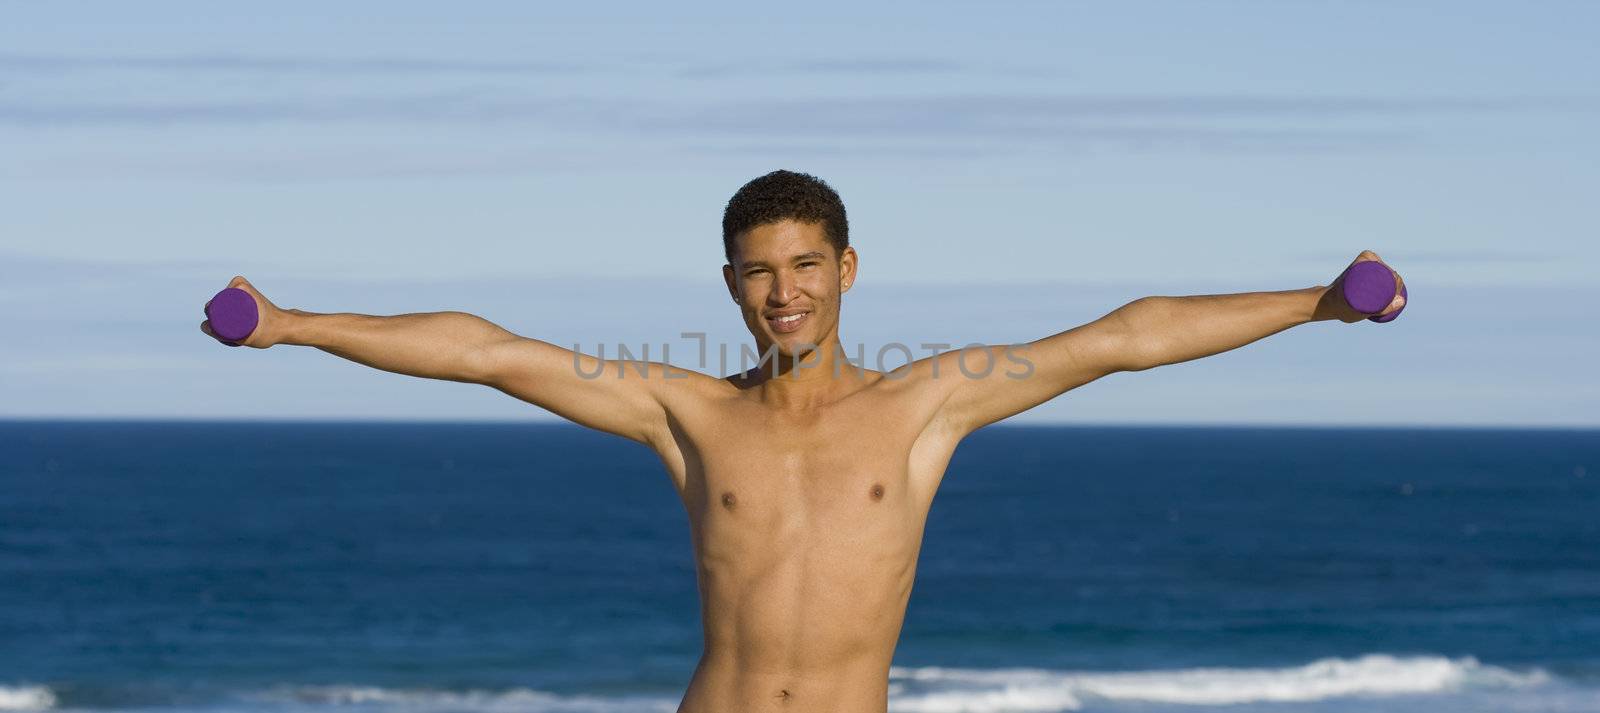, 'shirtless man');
201,170,1406,712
